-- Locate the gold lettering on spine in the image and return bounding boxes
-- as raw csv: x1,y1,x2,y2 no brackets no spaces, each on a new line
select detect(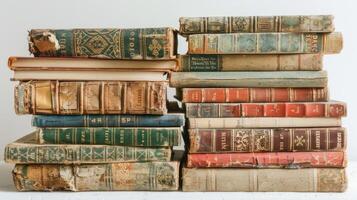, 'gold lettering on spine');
128,31,136,57
315,131,321,150
337,131,342,148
